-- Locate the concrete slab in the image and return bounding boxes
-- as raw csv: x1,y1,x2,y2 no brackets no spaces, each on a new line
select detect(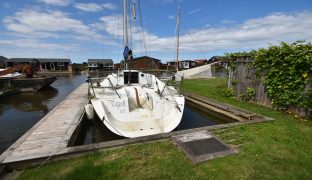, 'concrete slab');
172,131,238,164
